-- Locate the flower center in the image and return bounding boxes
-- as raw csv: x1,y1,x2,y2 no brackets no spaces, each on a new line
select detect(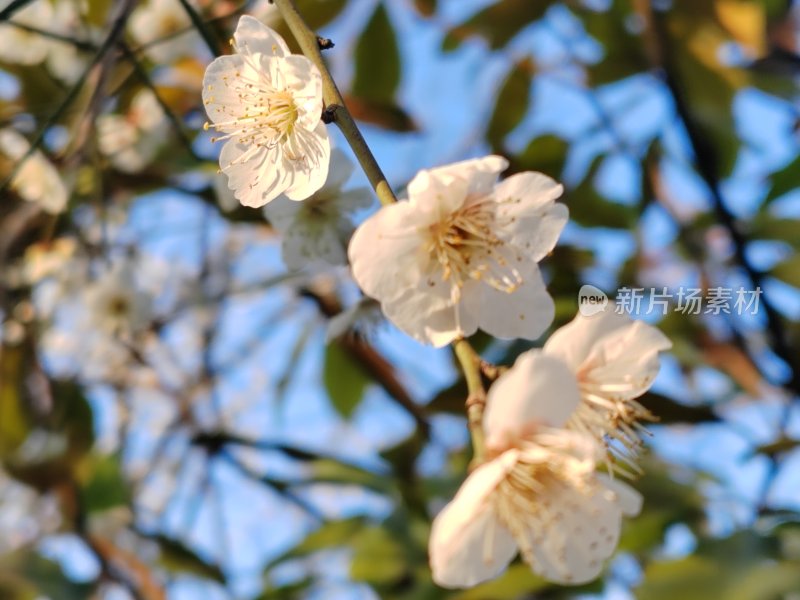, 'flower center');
204,59,302,153
569,374,657,475
107,296,130,318
427,199,521,300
